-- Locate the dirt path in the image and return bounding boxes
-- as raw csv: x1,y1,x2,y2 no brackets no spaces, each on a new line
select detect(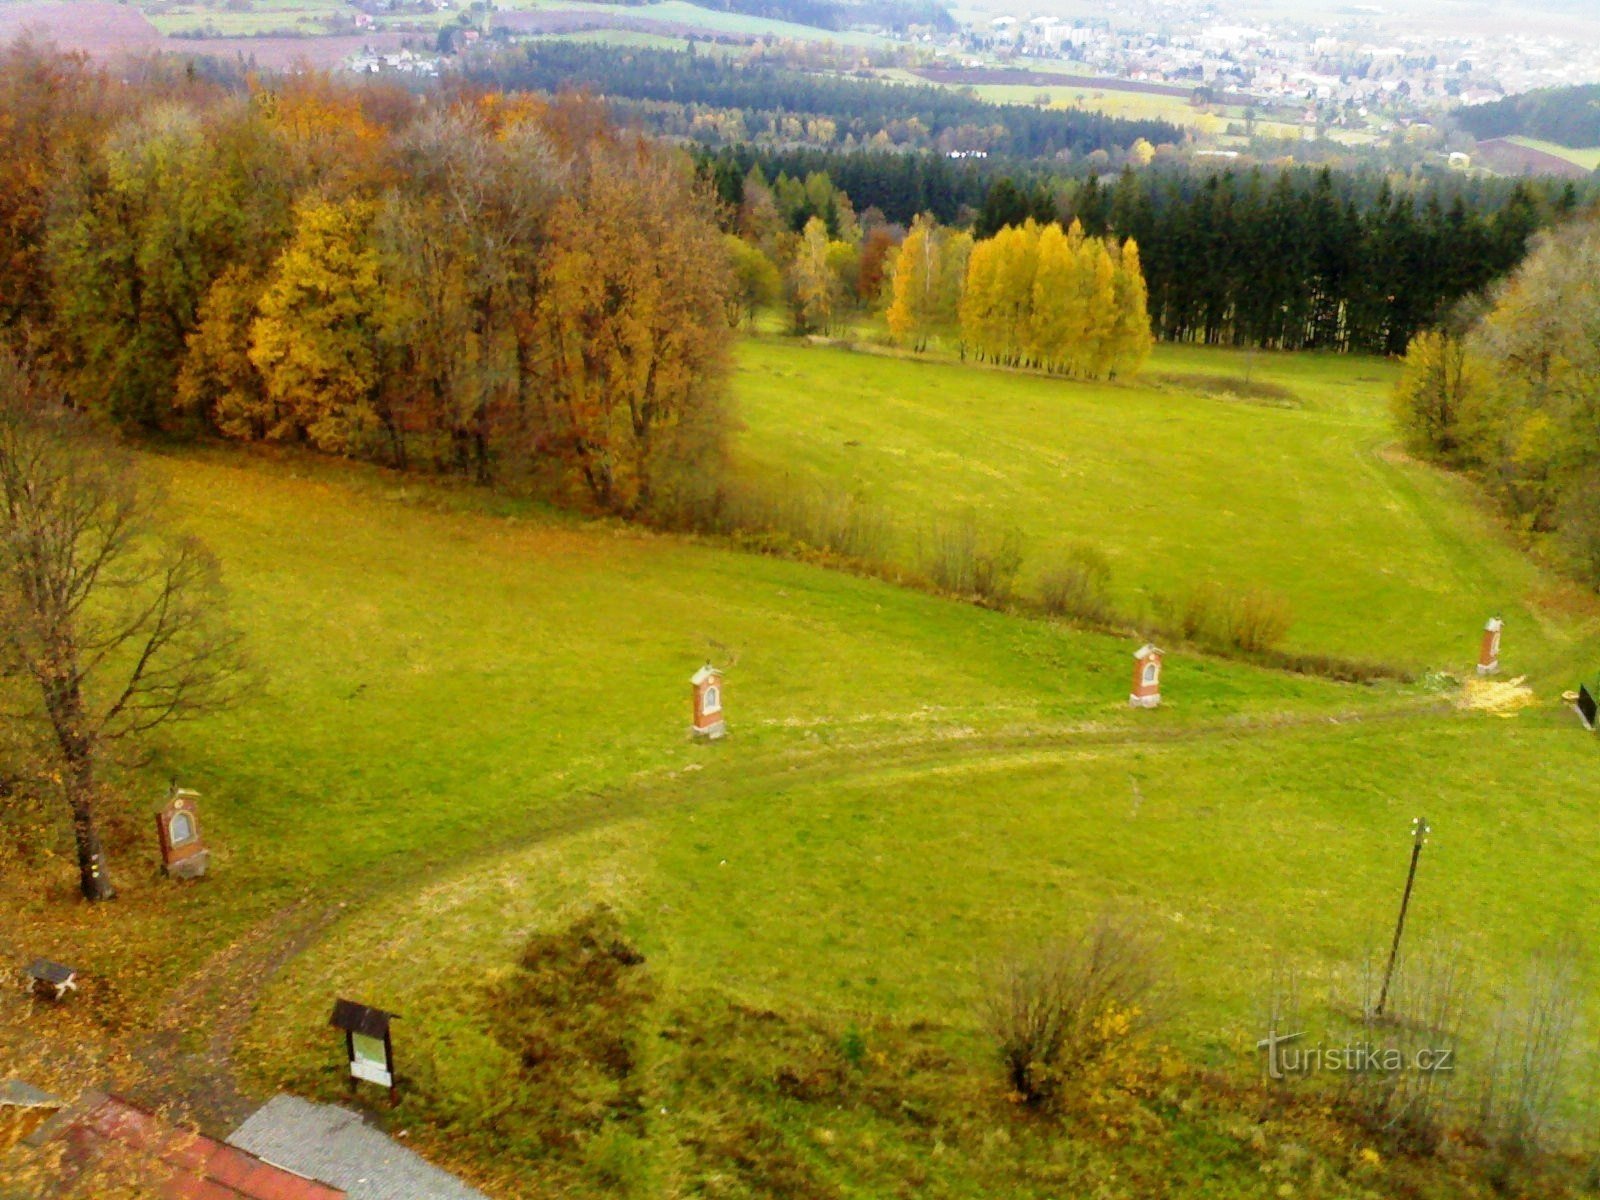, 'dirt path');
127,898,348,1132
